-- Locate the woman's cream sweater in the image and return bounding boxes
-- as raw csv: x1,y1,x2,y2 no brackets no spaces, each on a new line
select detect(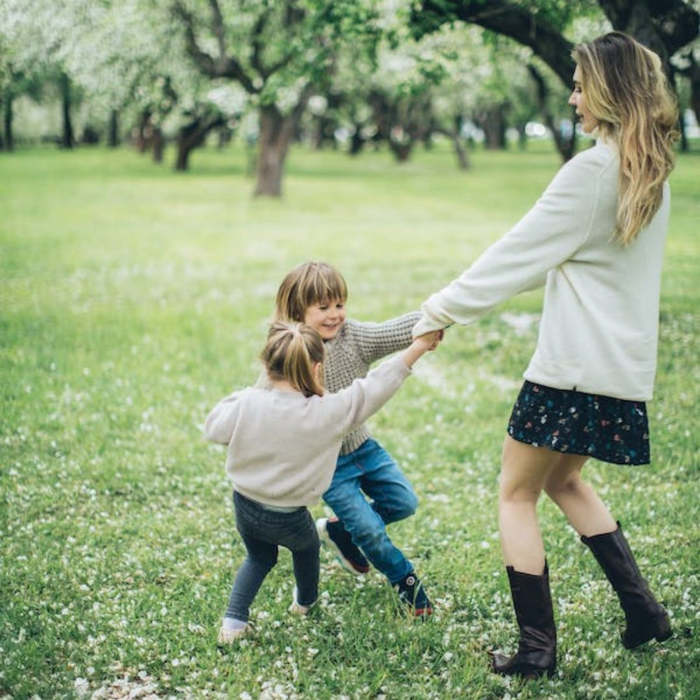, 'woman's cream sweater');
413,140,670,401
